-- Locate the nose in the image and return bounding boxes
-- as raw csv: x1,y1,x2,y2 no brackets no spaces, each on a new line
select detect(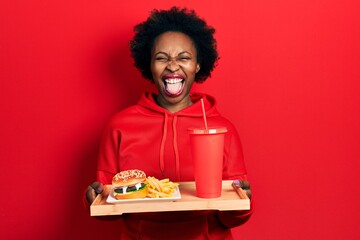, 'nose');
166,59,180,72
